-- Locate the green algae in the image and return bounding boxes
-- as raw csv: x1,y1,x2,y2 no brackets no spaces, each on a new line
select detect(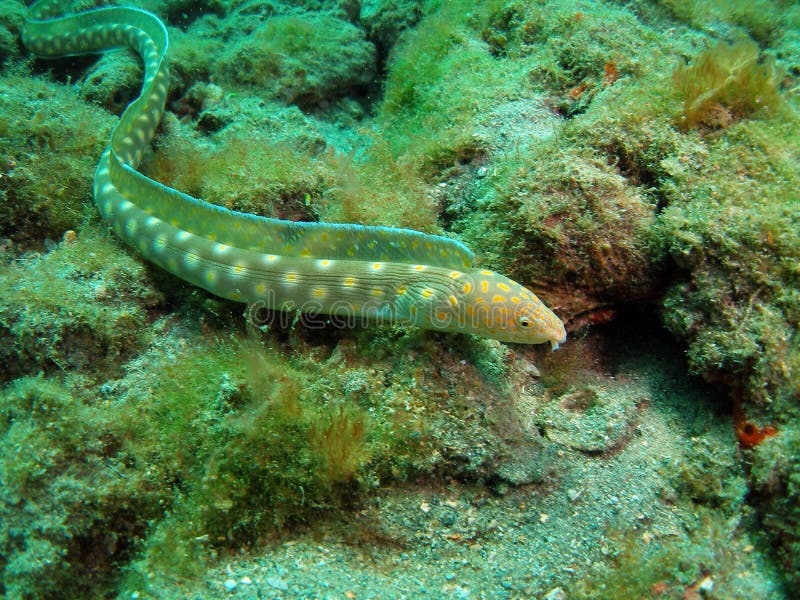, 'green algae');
3,0,800,596
142,117,330,221
673,40,783,130
656,113,800,446
370,1,799,588
572,506,754,599
0,74,114,247
0,2,24,65
115,328,530,589
0,227,162,382
379,0,525,173
656,0,798,44
750,430,800,588
0,375,167,600
0,314,524,595
141,117,442,232
212,13,376,109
